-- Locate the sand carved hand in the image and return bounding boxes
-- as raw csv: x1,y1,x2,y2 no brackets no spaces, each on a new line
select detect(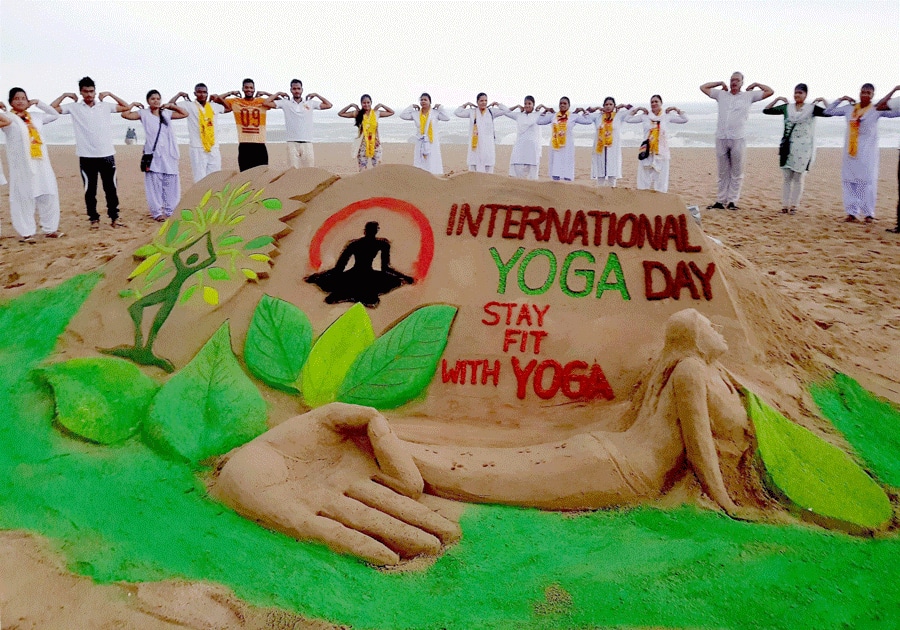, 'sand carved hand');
212,403,461,566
